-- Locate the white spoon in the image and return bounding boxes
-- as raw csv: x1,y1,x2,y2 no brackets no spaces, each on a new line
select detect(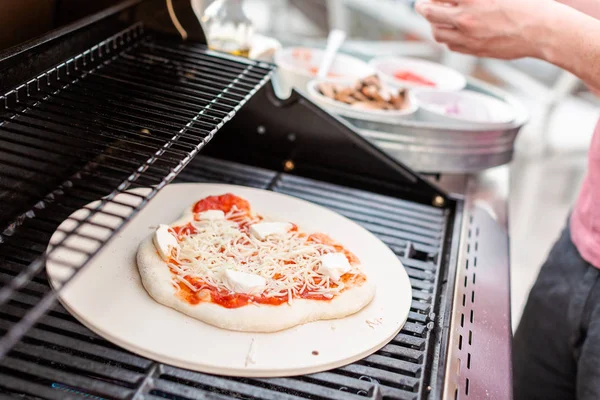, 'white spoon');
317,29,347,79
